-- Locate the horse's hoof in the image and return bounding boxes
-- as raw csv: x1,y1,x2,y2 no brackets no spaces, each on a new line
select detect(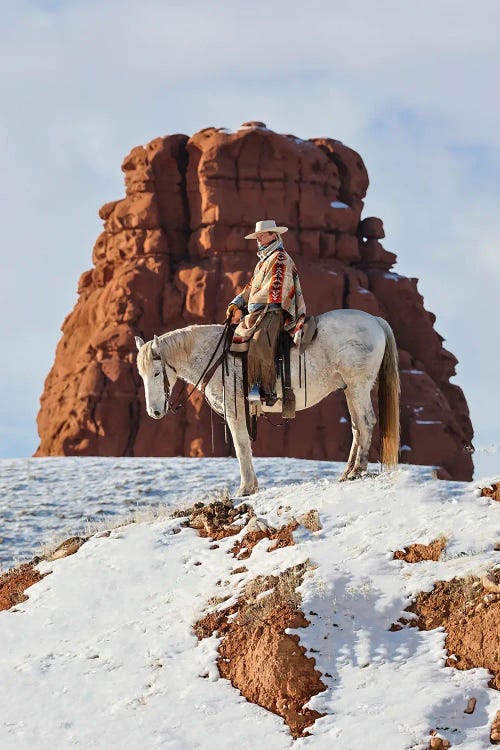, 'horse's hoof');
235,487,256,497
339,469,353,482
346,468,363,481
